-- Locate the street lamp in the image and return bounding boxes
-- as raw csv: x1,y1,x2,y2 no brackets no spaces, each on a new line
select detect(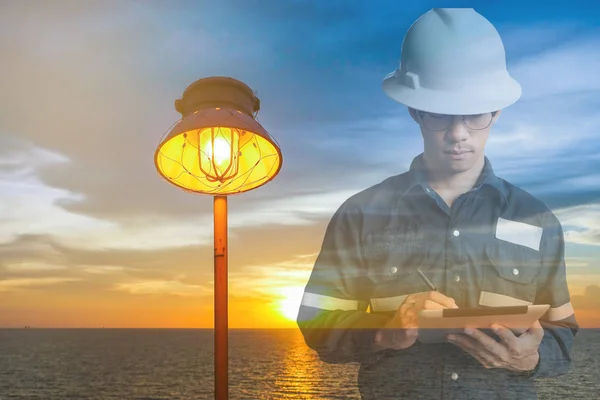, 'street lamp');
154,76,283,400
